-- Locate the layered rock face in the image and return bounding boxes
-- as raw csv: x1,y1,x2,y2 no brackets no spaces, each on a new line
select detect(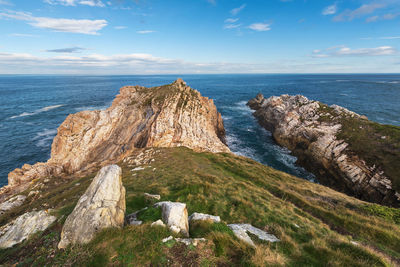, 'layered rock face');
248,94,400,206
4,79,229,198
58,165,125,249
